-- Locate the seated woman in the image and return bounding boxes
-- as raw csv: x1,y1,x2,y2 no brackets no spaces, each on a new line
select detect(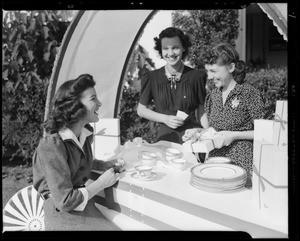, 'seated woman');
183,43,265,172
33,74,124,230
